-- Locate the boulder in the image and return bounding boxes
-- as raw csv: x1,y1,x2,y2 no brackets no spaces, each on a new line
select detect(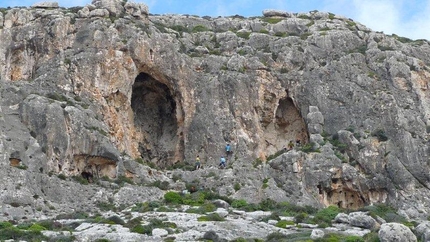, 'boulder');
124,2,148,19
91,0,124,16
334,213,350,224
152,228,168,237
378,223,417,242
349,212,377,229
415,221,430,242
262,9,290,17
311,229,325,239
